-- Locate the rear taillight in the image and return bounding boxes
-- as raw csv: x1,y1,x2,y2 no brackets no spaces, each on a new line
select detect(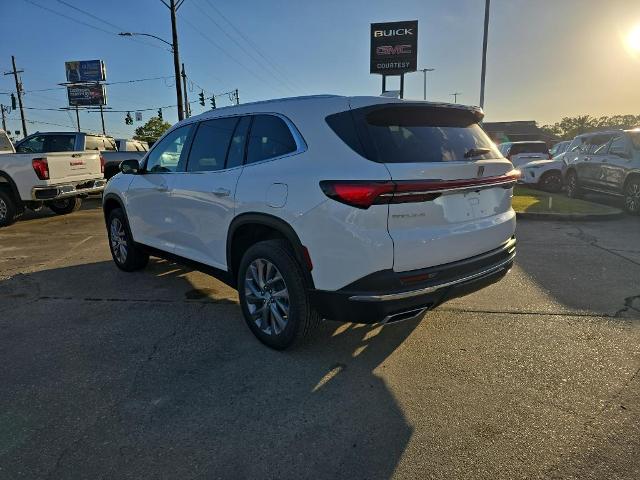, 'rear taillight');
320,170,520,209
100,154,105,173
32,157,49,180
